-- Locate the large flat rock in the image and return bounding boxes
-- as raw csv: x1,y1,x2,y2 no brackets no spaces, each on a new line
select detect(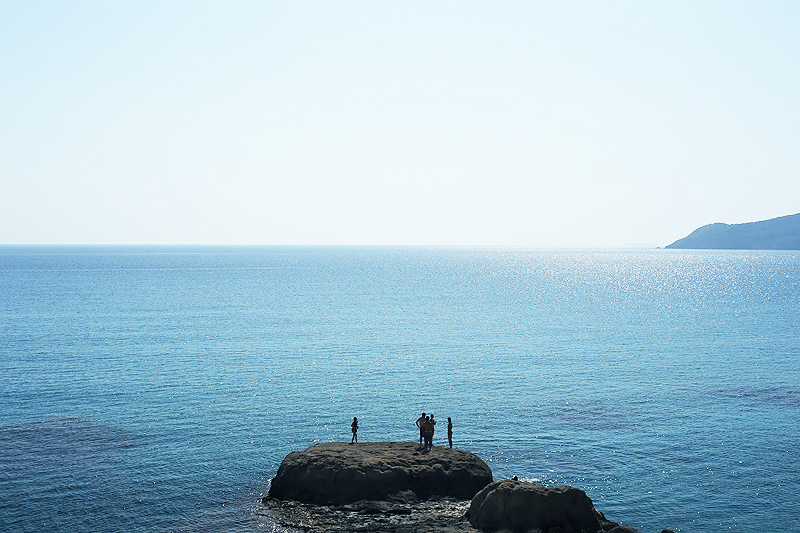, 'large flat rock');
268,441,493,505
